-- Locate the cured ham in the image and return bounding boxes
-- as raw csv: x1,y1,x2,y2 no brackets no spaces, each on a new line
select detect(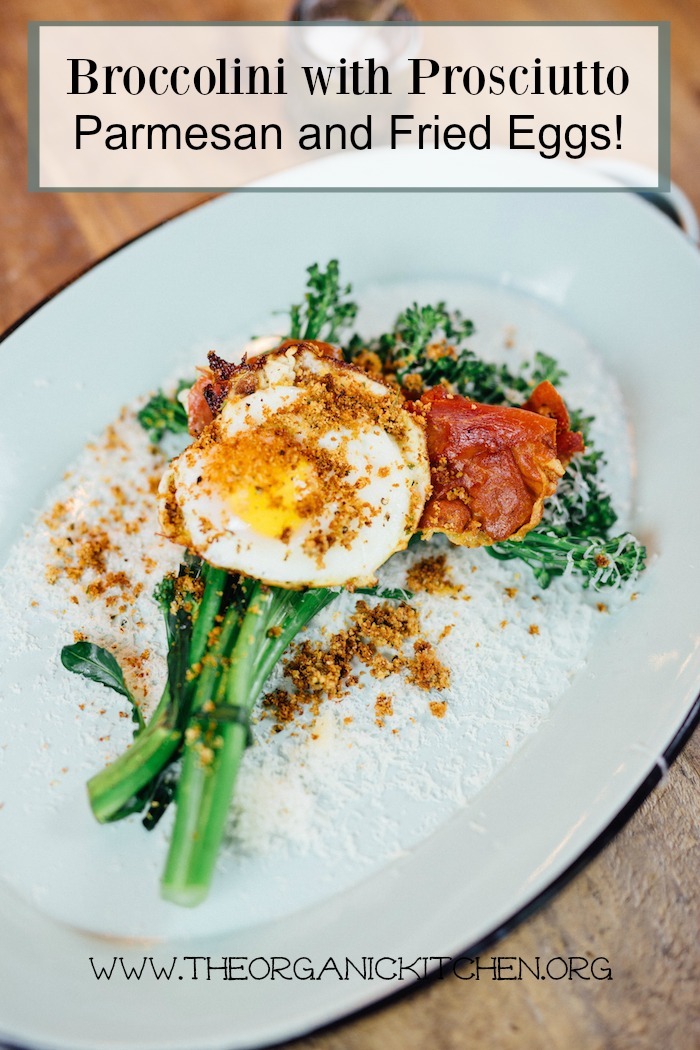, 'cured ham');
522,380,585,465
410,386,580,546
186,340,342,436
